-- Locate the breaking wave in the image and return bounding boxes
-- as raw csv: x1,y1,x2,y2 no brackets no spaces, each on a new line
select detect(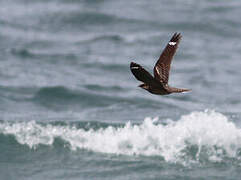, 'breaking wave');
1,110,241,165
